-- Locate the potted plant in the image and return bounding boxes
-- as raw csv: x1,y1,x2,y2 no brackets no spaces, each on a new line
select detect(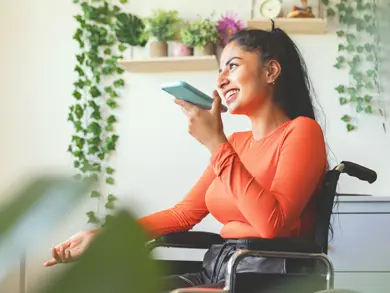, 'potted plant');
170,20,192,57
180,16,219,56
171,41,192,57
114,12,149,47
145,9,180,57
